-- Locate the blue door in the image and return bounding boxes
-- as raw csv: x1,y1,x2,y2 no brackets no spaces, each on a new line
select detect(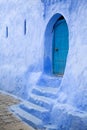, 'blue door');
53,19,69,75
